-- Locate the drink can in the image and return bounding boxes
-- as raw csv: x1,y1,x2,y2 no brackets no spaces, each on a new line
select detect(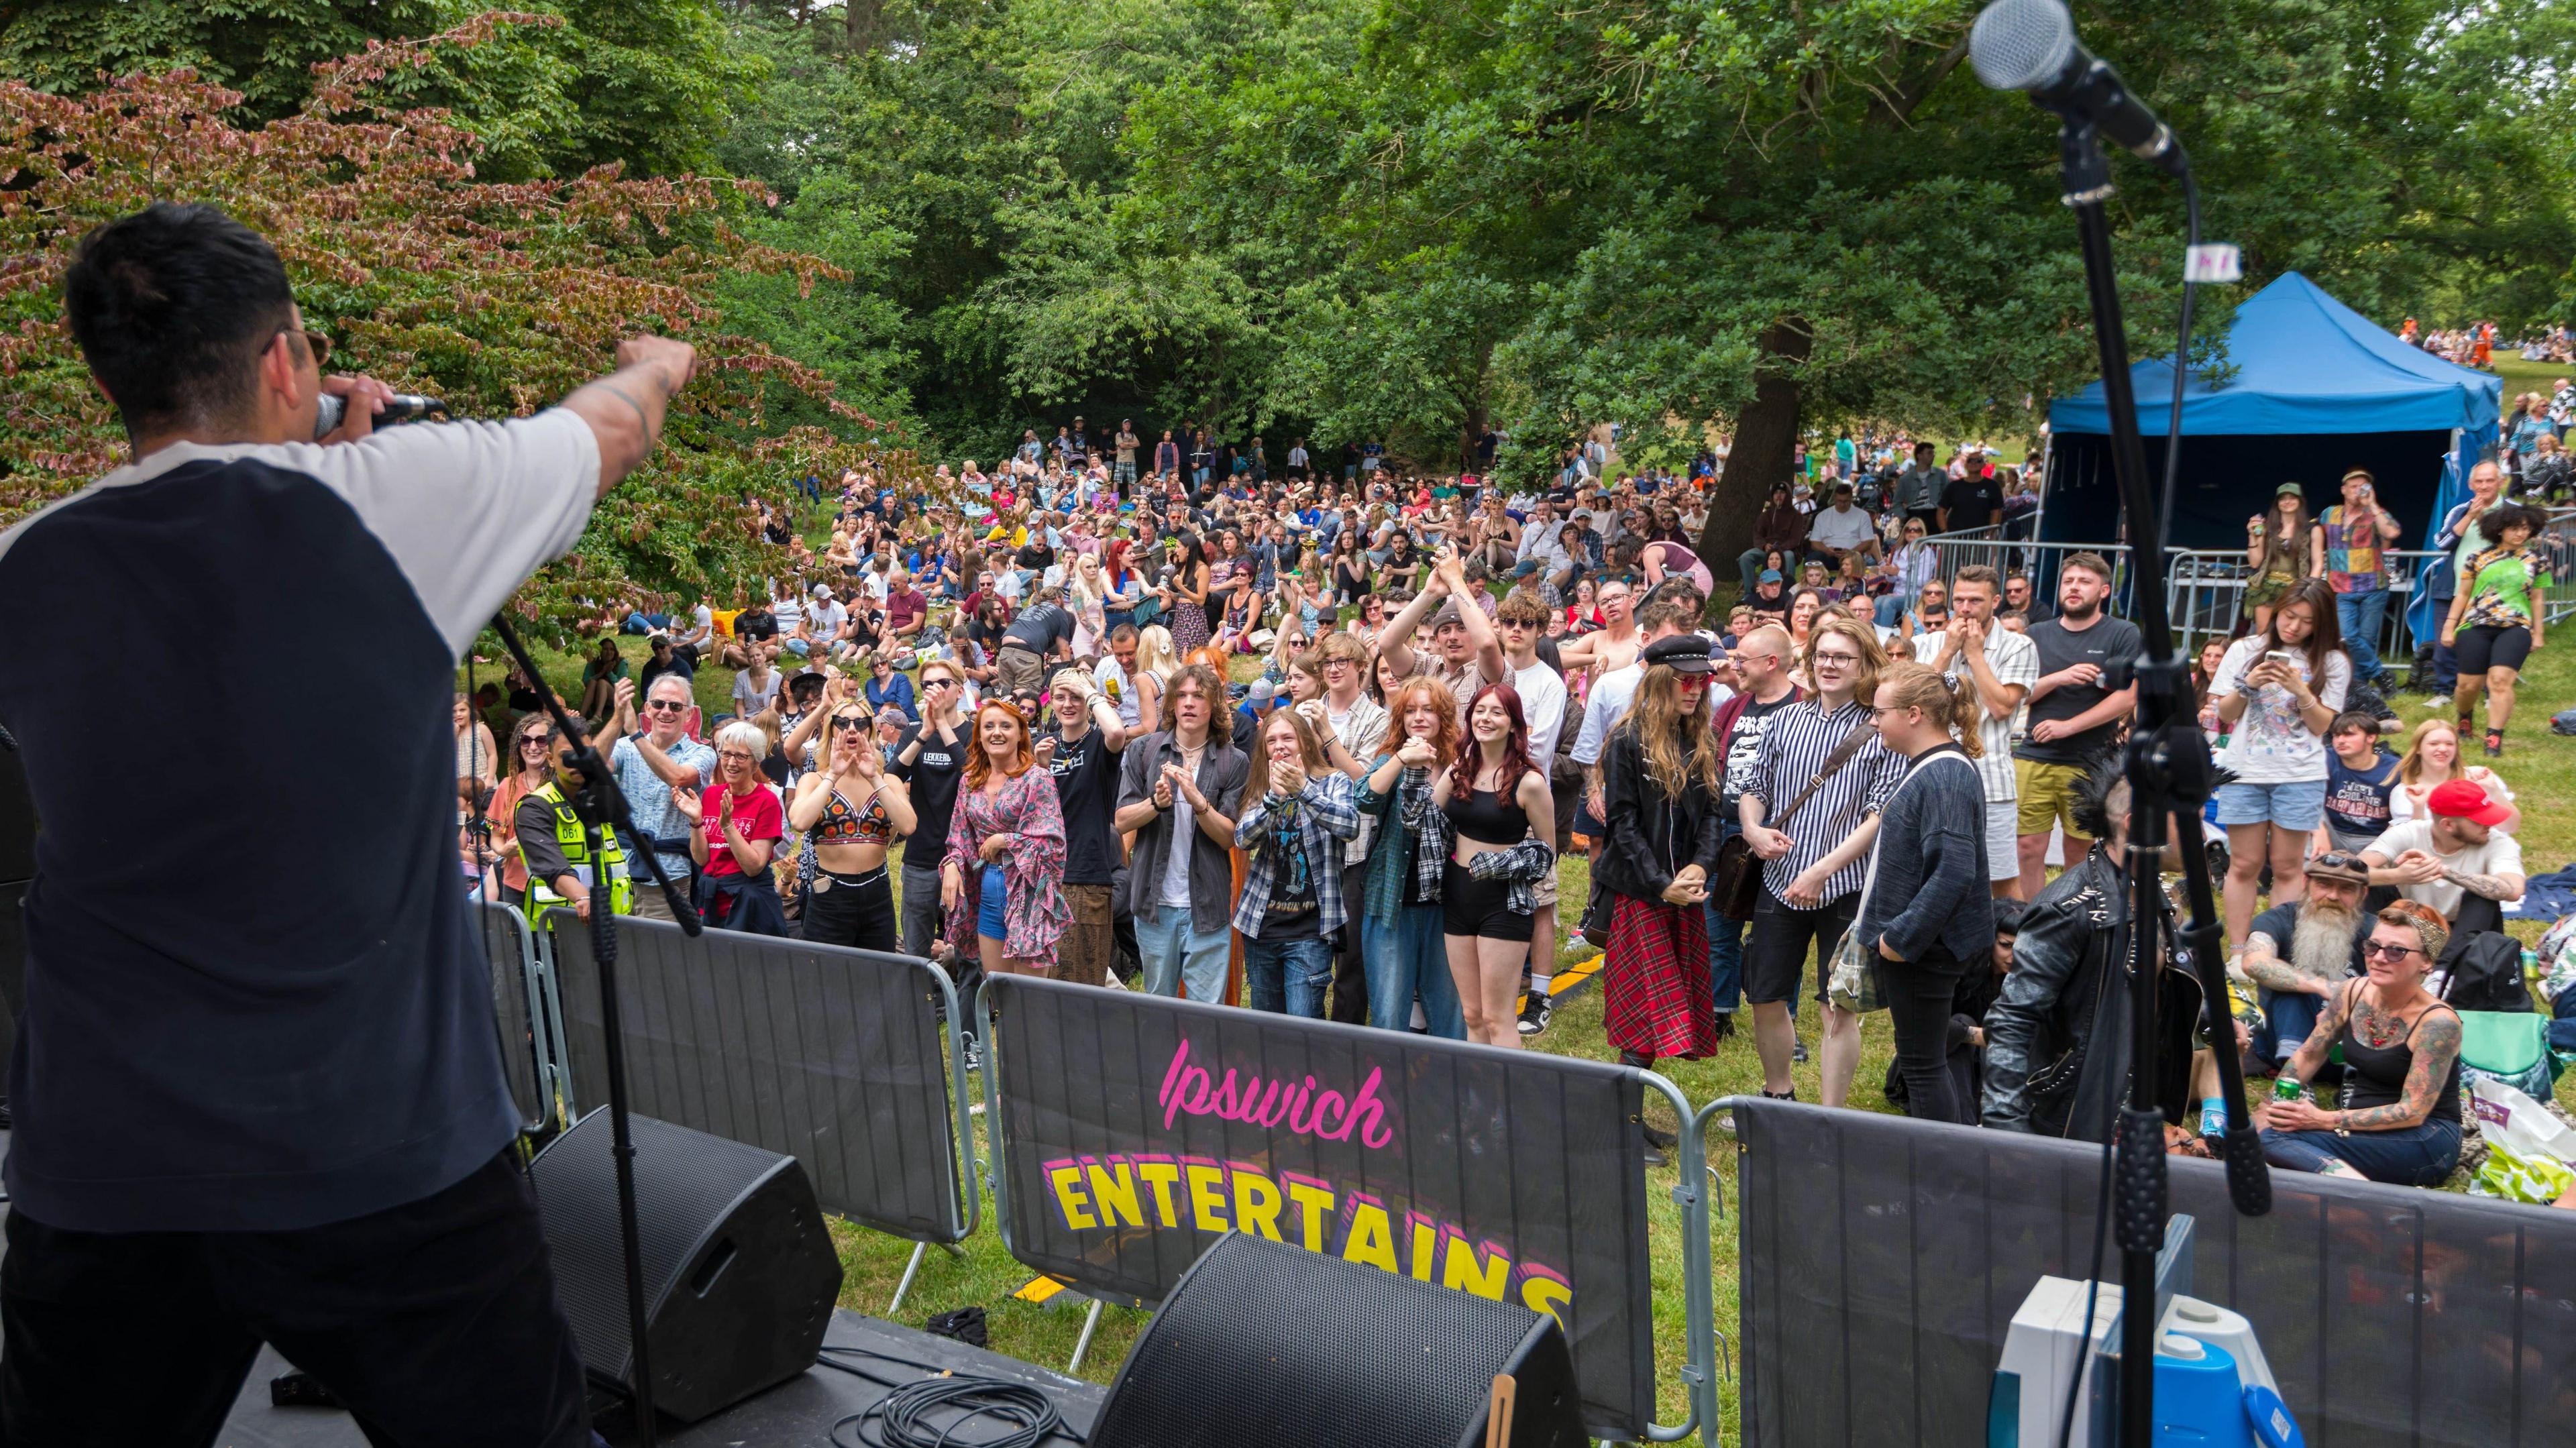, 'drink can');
2273,1076,2304,1105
